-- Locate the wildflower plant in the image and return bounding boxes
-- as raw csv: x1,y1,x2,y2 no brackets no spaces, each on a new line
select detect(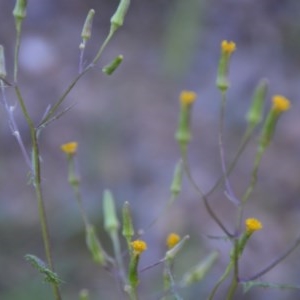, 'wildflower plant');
1,1,300,300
